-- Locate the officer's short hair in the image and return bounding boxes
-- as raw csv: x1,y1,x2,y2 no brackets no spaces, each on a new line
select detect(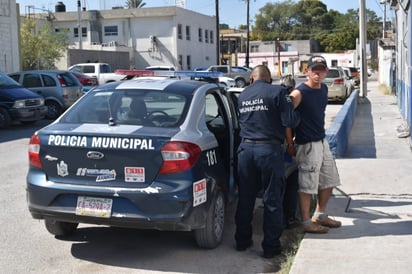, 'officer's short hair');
252,65,272,83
